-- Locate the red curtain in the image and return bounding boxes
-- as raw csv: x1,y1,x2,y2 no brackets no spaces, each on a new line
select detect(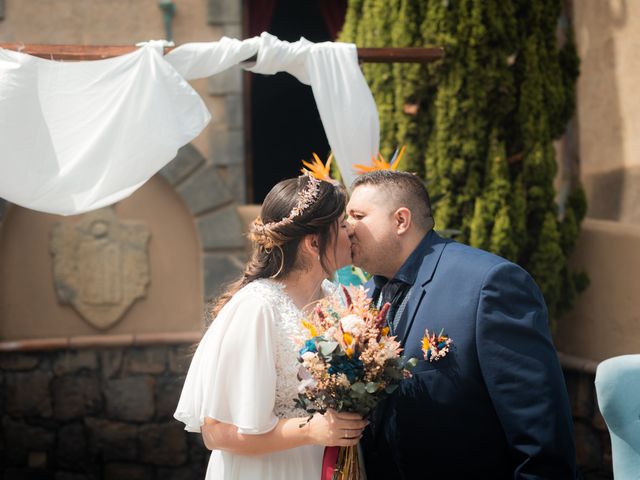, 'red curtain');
248,0,347,40
319,0,347,40
248,0,278,37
